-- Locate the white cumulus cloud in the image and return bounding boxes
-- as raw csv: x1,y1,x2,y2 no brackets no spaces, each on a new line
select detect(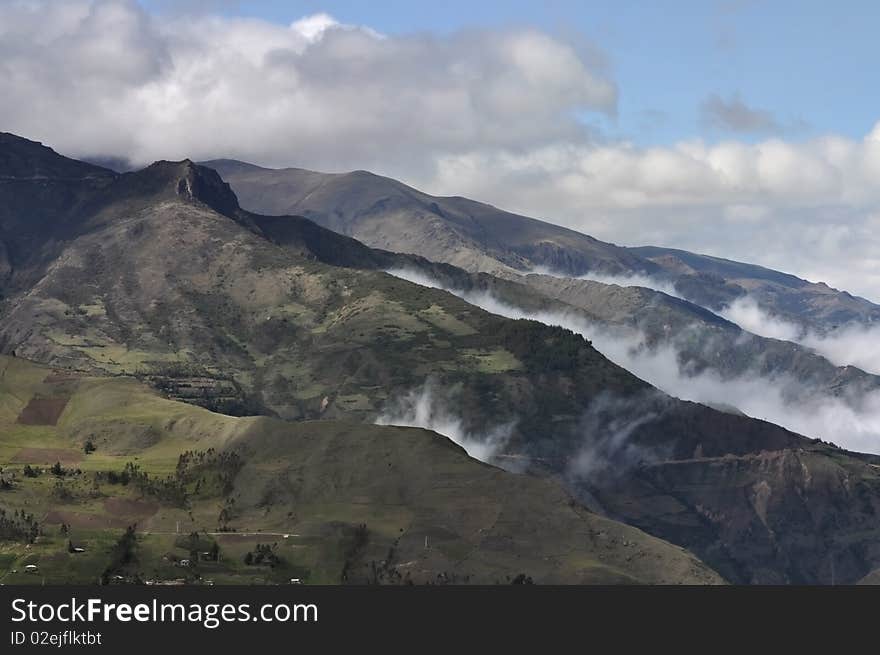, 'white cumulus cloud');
3,1,880,304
